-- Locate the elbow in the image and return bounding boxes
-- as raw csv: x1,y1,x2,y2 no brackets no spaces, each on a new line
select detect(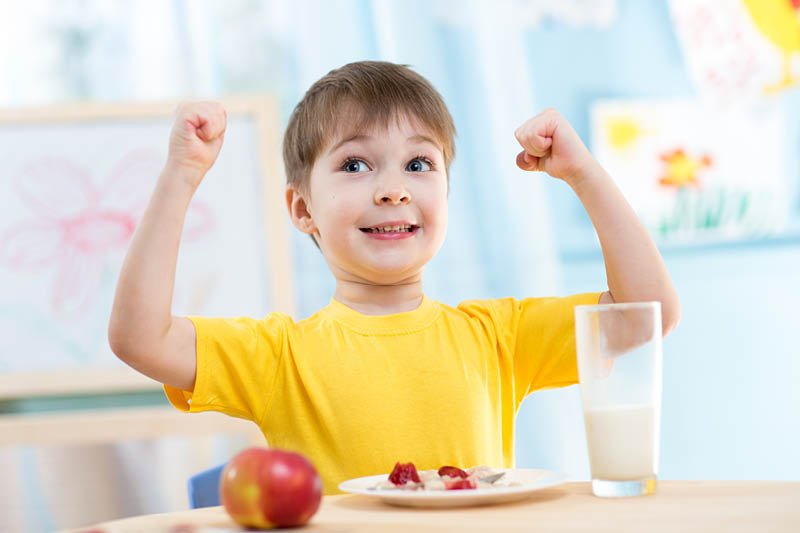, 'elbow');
107,318,157,365
108,307,133,362
661,295,681,338
108,322,135,363
108,316,123,358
